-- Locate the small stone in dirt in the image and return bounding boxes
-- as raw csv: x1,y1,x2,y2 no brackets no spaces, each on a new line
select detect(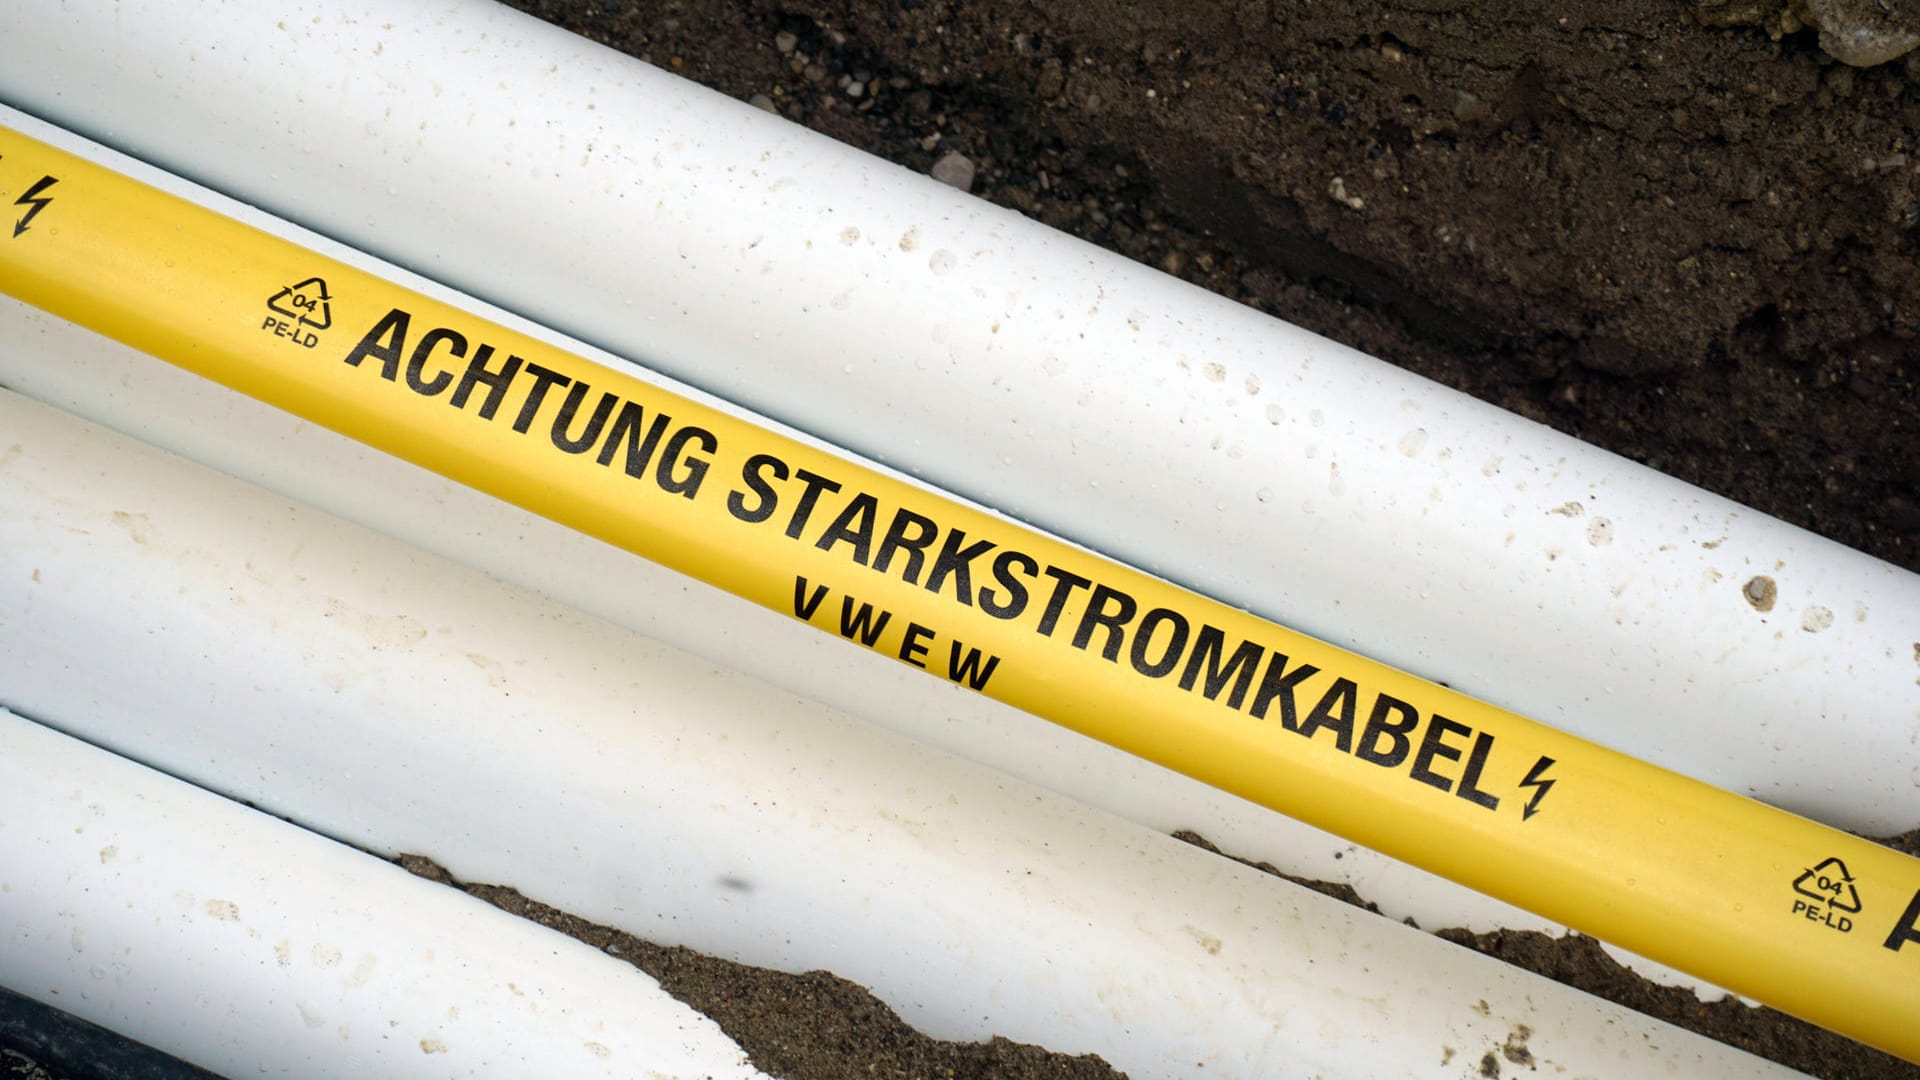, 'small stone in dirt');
774,30,798,54
748,93,777,114
1453,89,1490,124
1804,0,1920,66
1036,57,1066,99
1328,176,1365,210
1,1049,57,1080
931,150,976,192
845,80,865,98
